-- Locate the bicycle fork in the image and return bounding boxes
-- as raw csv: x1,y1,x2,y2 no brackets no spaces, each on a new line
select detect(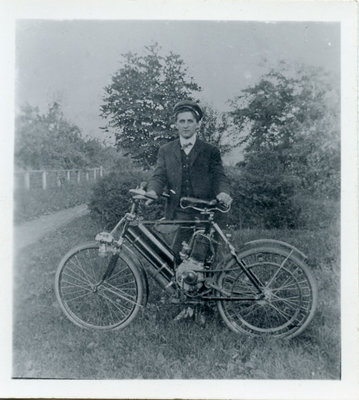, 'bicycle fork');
94,215,130,288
